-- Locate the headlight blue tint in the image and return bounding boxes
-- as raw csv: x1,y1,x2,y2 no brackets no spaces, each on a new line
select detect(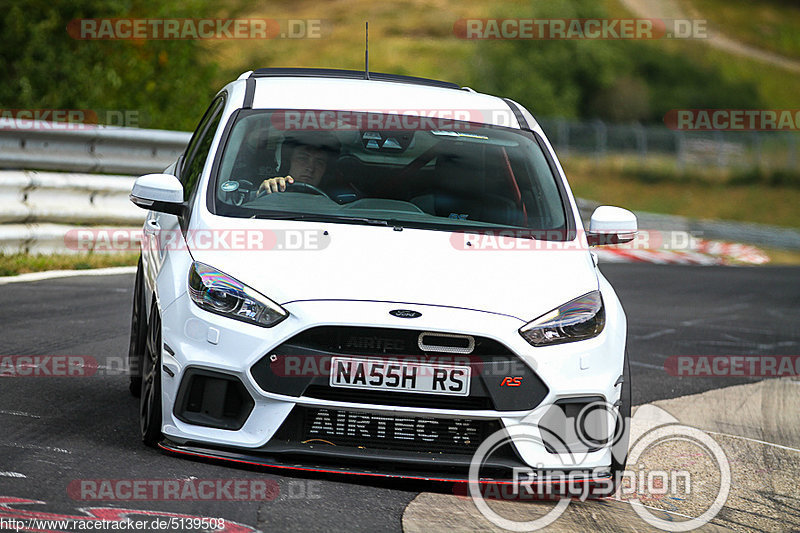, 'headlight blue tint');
188,262,288,327
519,291,605,346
